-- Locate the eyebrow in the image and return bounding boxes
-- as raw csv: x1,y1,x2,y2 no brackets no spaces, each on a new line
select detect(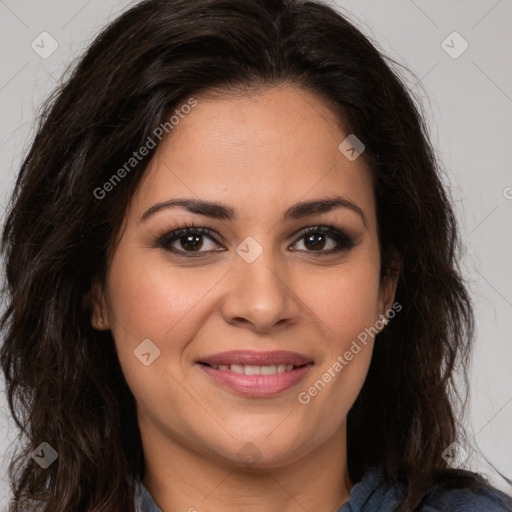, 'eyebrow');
140,195,367,226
